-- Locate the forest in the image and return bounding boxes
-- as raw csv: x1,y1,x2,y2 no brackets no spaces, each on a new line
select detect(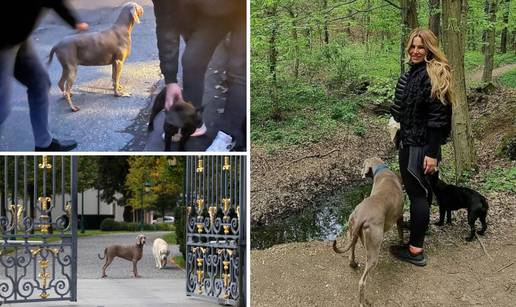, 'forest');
251,0,515,177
